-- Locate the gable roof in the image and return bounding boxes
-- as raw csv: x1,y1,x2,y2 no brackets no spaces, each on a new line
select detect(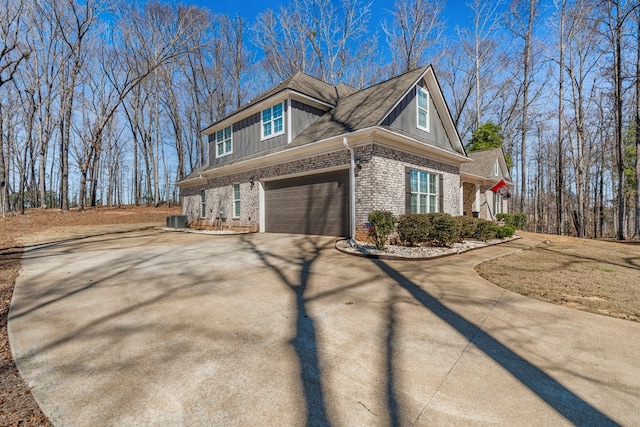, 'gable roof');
182,66,470,185
460,148,512,183
201,72,341,134
288,65,465,157
288,67,427,147
253,72,342,106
